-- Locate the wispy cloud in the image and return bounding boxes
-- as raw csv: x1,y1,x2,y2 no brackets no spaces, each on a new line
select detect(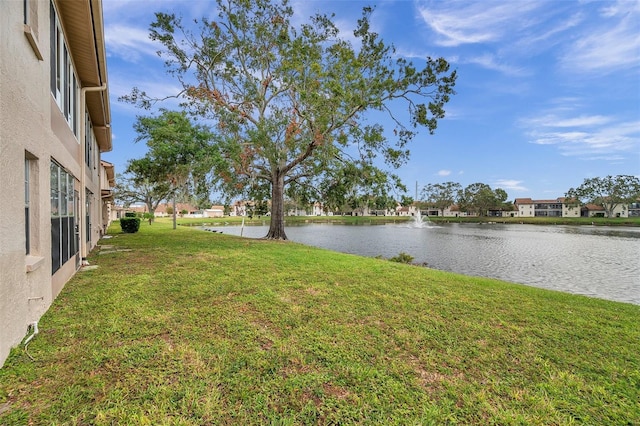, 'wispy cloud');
523,114,613,128
494,179,528,192
415,1,542,47
560,1,640,73
465,53,530,77
105,24,160,62
109,74,185,113
522,106,640,159
437,170,452,176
